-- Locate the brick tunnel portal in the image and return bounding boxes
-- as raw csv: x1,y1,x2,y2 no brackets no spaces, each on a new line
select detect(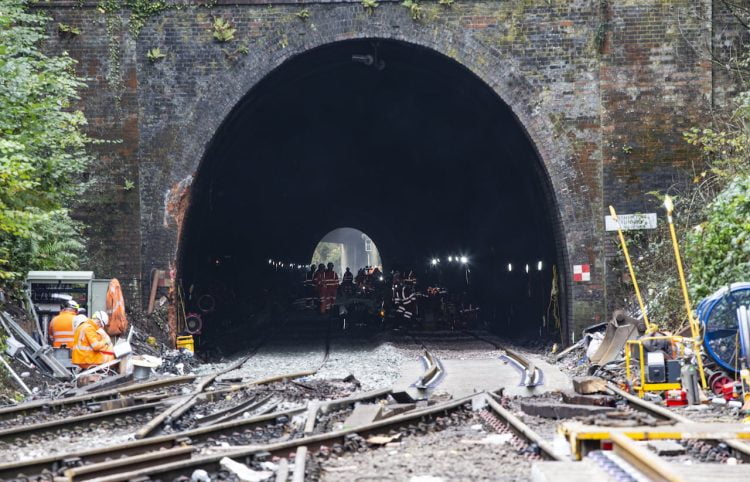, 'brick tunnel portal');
177,39,567,352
